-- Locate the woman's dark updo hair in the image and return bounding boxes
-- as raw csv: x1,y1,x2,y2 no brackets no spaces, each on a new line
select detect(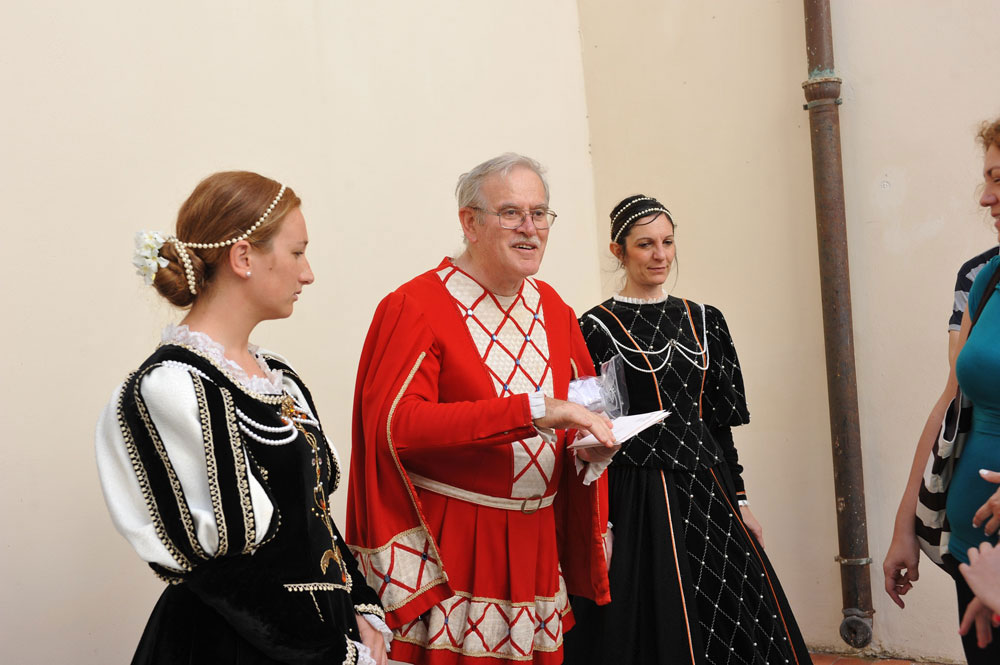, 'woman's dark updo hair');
610,194,674,250
154,171,301,307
